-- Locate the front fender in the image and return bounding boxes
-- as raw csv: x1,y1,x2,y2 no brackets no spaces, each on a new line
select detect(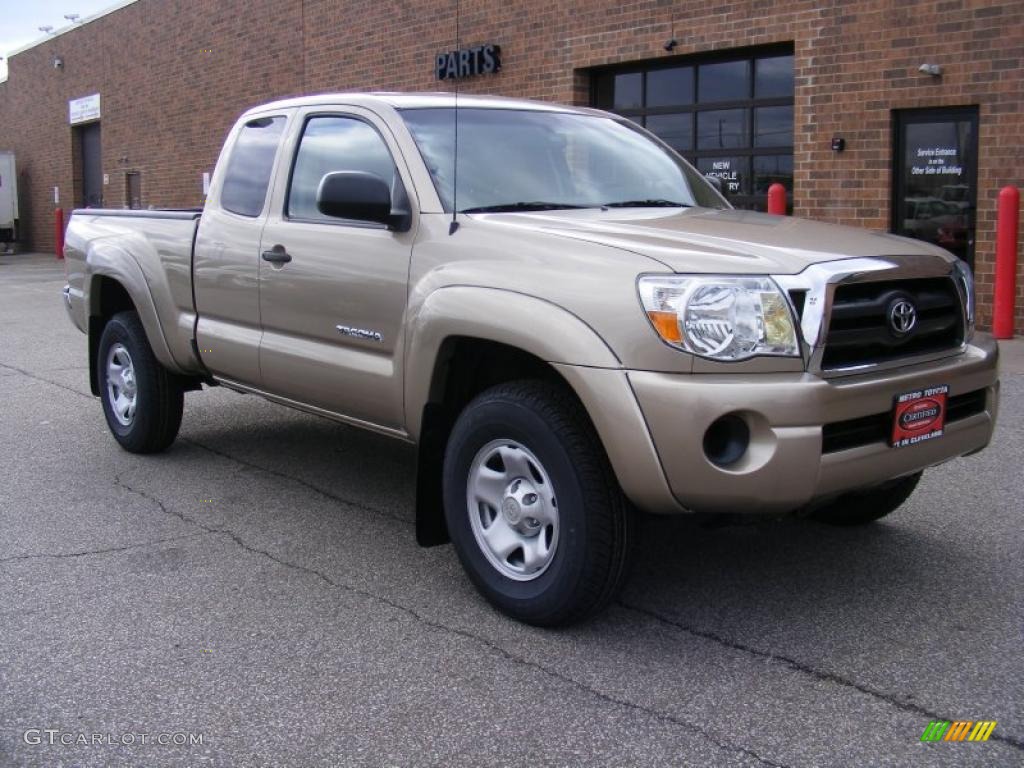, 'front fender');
404,285,621,439
86,242,181,374
404,285,680,516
